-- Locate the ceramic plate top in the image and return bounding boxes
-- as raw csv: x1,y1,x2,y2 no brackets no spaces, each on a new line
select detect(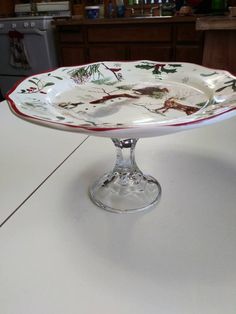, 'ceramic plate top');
7,60,236,138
